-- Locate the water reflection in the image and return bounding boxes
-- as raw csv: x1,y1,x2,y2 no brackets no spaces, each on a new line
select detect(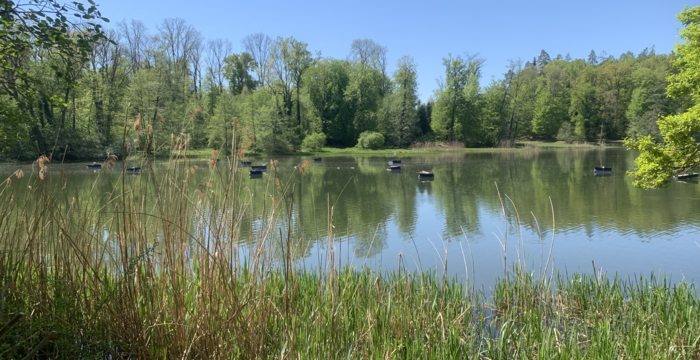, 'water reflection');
2,148,699,288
